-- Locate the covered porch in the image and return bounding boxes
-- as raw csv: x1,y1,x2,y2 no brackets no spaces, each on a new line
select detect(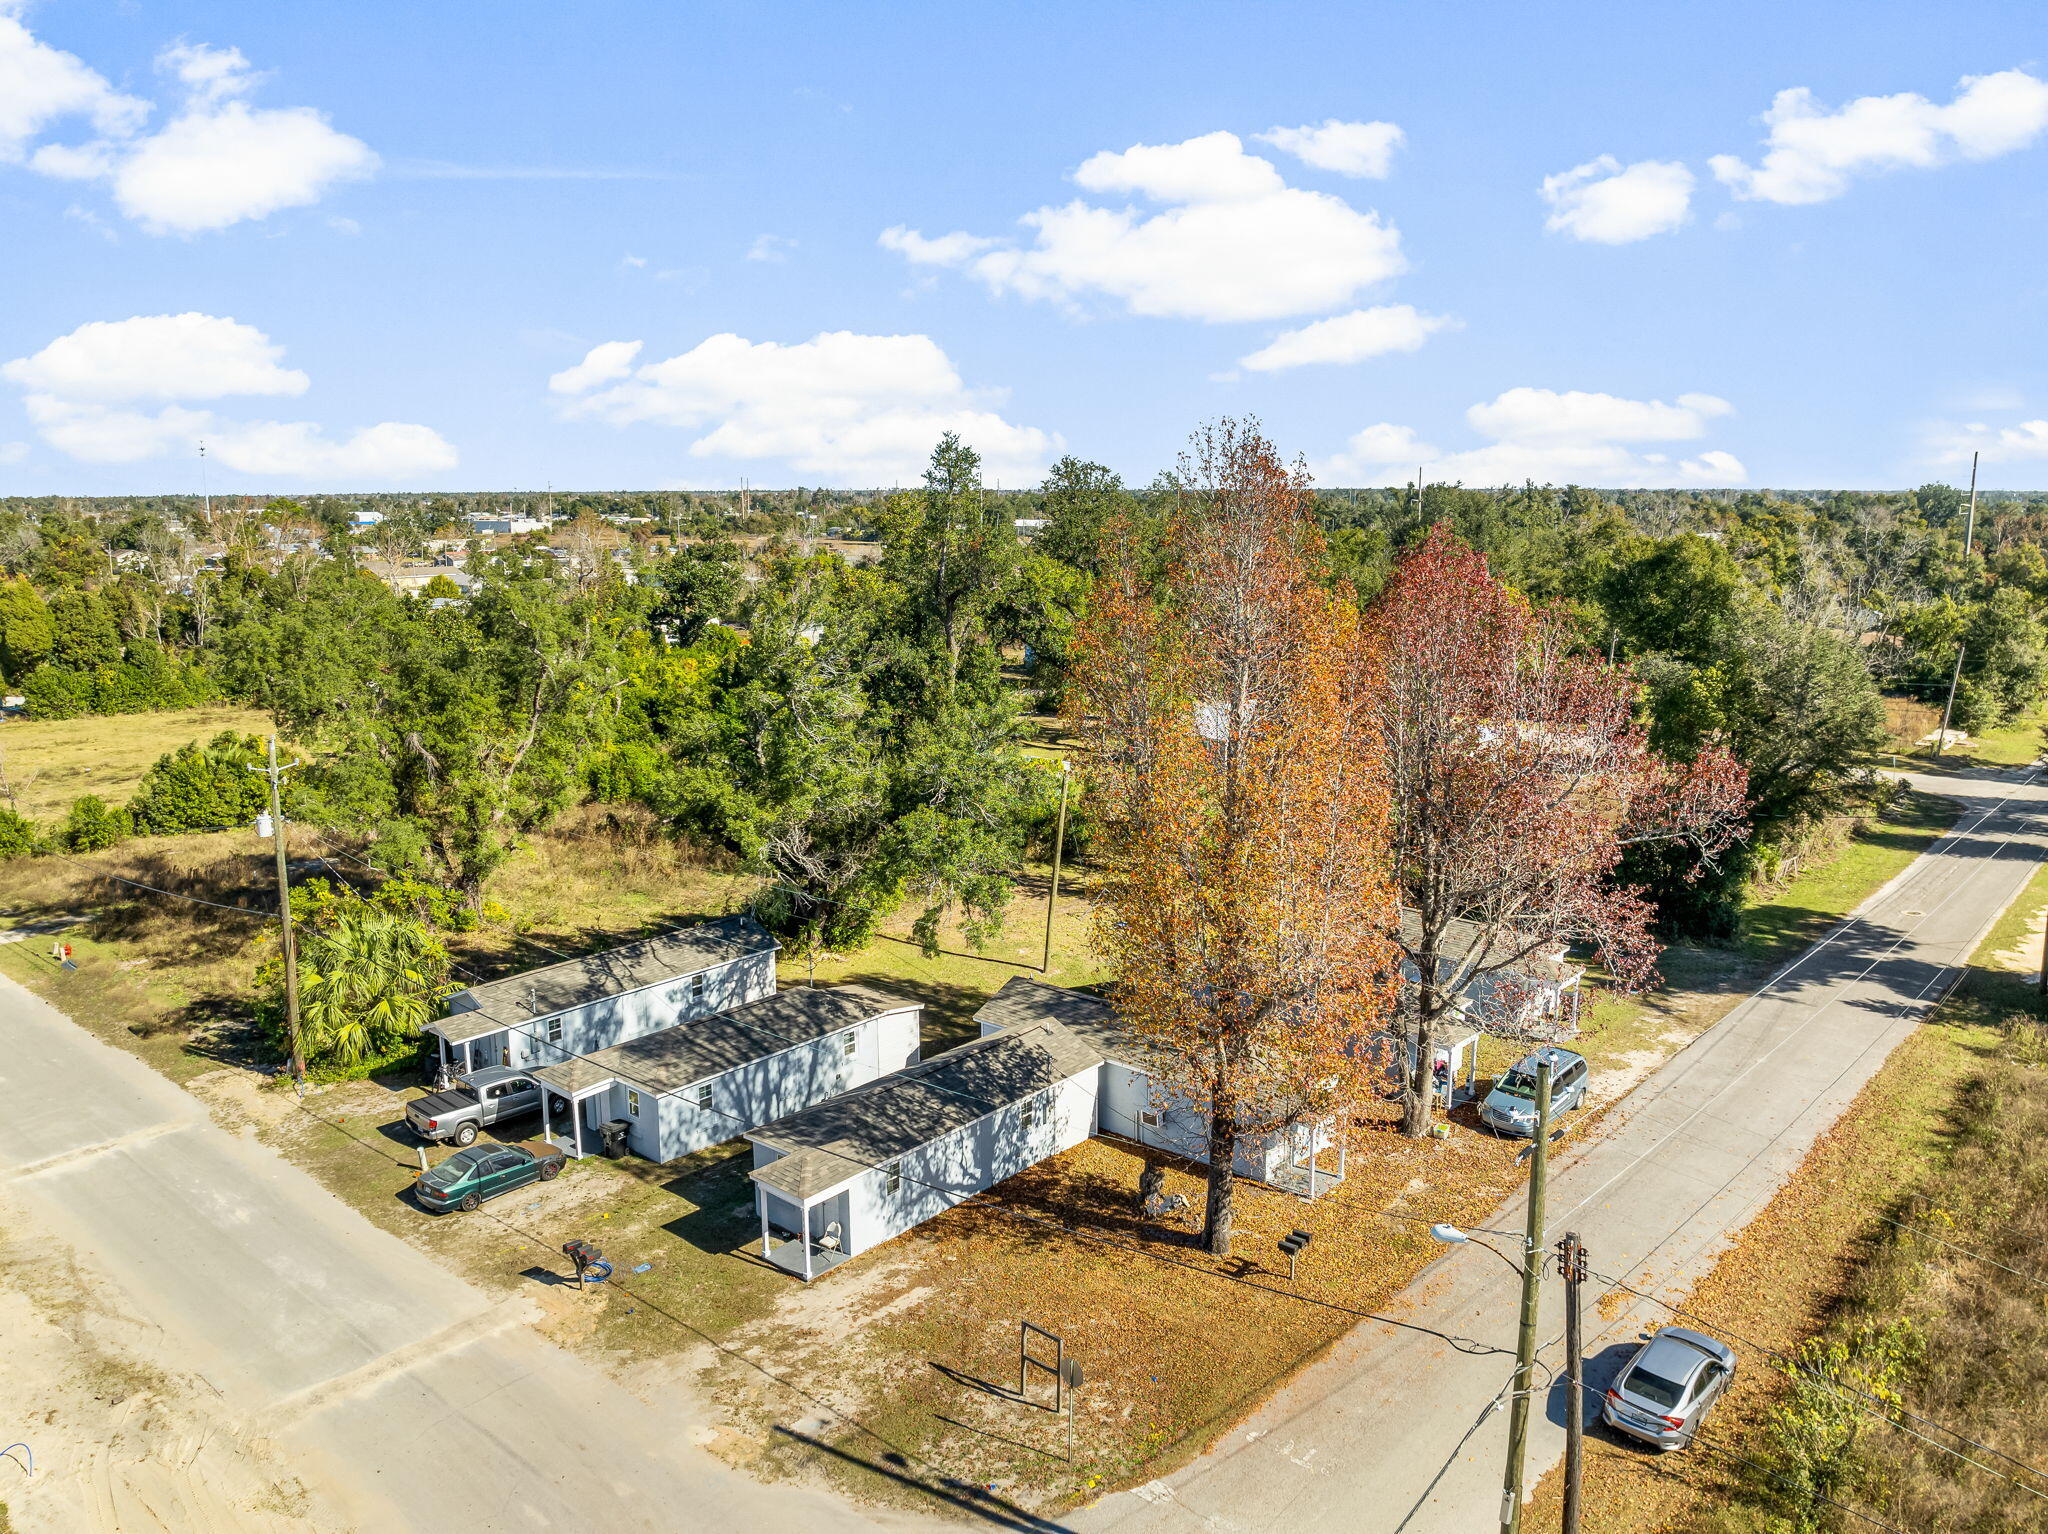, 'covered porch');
755,1181,855,1281
530,1058,618,1159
